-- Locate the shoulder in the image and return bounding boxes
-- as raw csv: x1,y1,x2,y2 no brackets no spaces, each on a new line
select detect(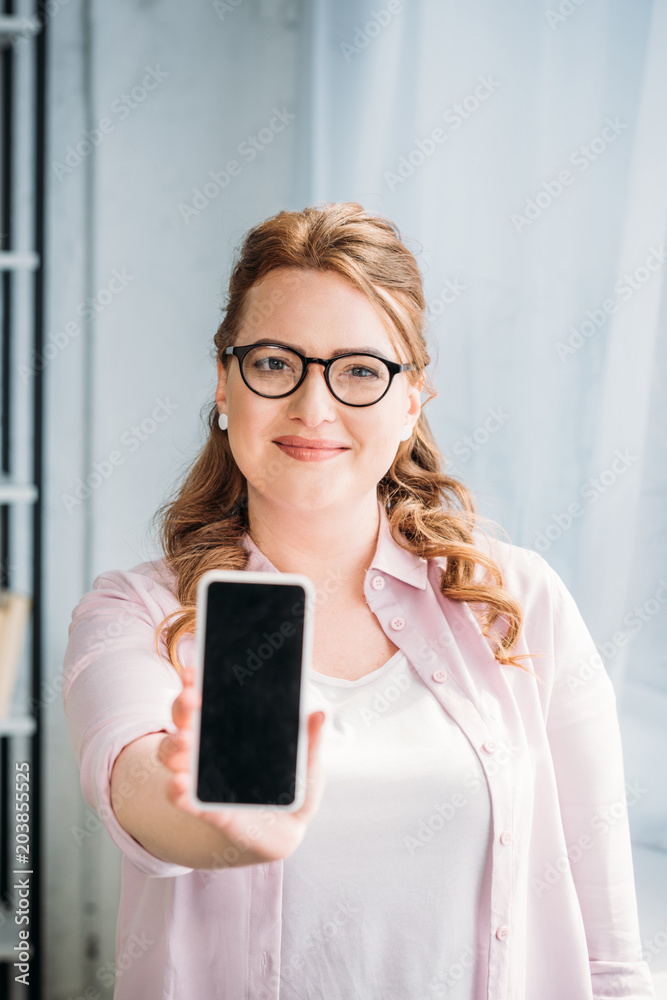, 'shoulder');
64,556,185,702
475,530,554,595
446,530,596,663
430,527,555,601
94,554,176,591
70,556,180,627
